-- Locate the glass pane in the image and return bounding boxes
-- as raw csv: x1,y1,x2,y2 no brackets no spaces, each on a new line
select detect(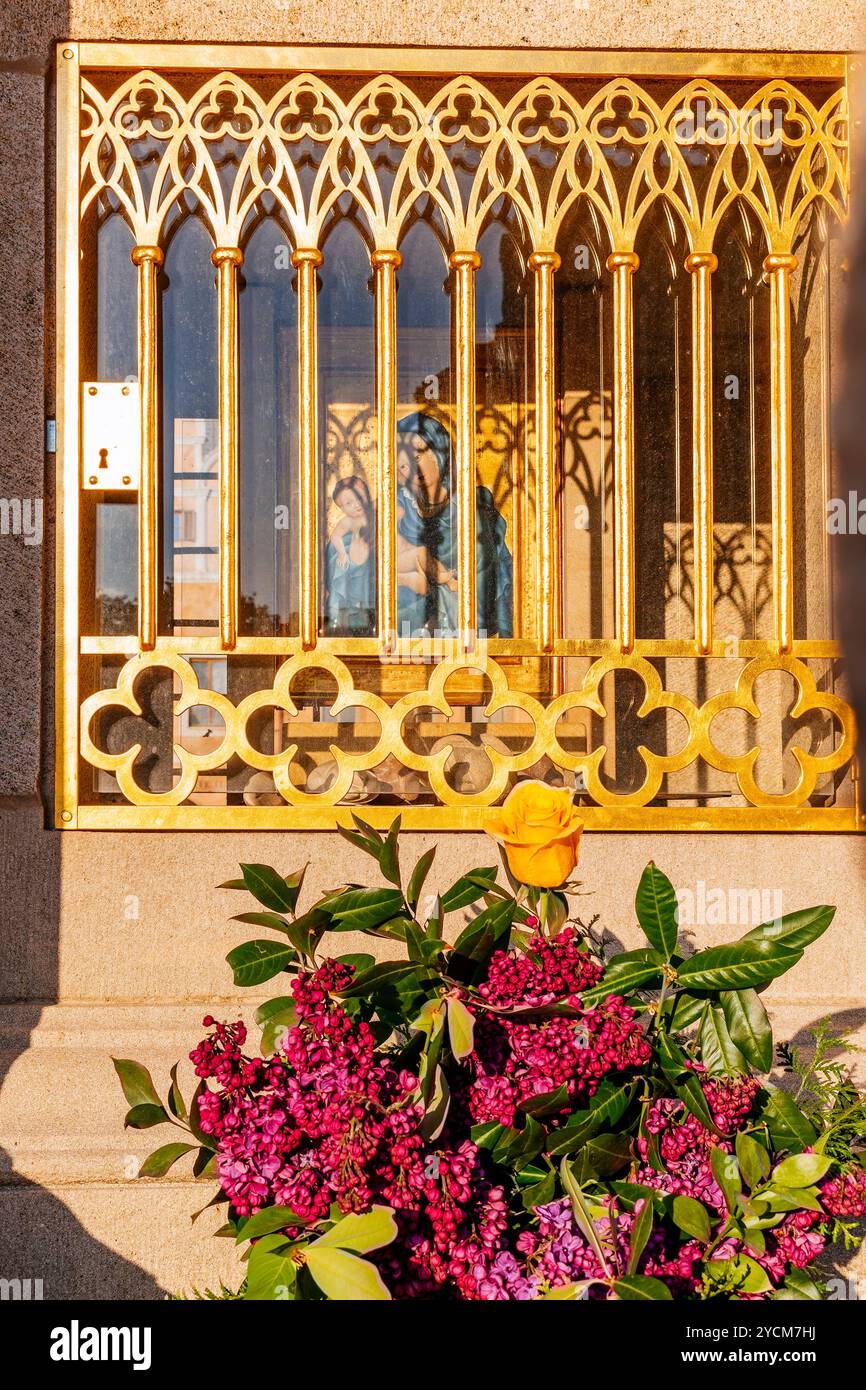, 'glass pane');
633,204,693,640
556,202,614,641
159,211,219,636
320,216,376,637
712,203,772,644
473,207,521,641
396,207,454,639
792,207,844,640
88,207,139,633
239,215,298,636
